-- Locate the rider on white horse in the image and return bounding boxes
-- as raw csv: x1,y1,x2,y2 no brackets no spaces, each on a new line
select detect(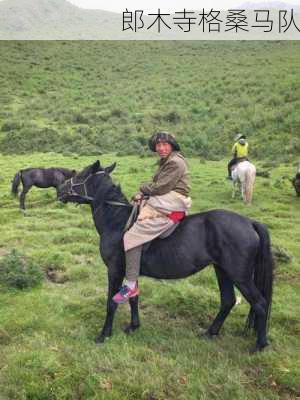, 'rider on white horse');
227,134,249,180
